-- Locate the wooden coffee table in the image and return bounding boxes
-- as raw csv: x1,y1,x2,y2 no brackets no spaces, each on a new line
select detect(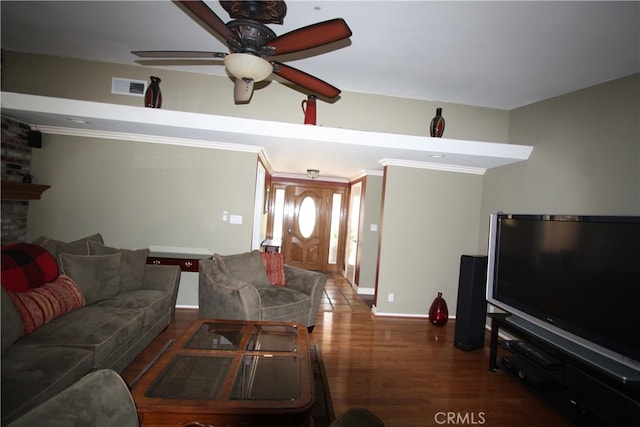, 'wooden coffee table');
132,319,314,427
